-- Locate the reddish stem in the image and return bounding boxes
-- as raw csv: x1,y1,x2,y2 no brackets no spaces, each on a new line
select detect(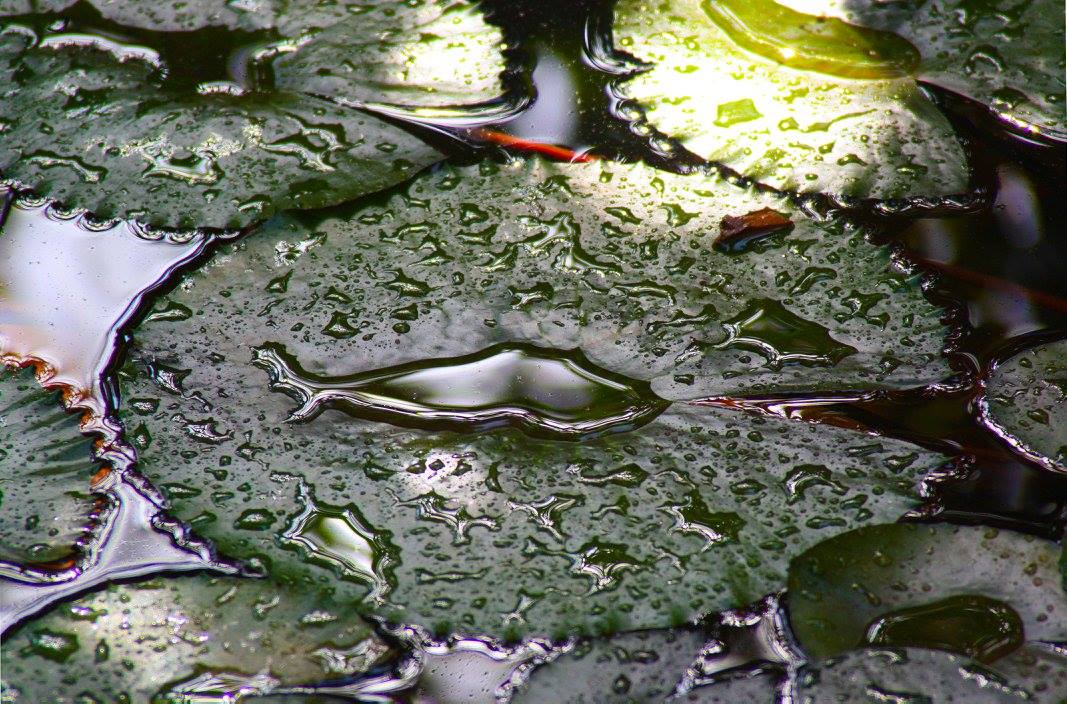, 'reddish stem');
471,128,598,163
